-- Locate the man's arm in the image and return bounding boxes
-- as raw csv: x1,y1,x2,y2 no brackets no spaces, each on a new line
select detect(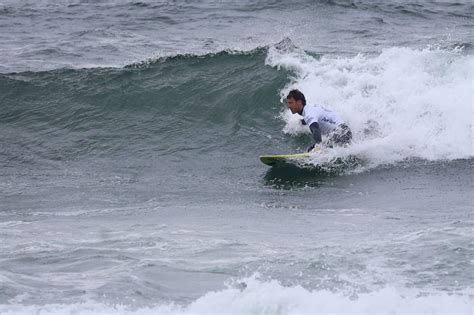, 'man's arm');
309,122,322,143
306,122,322,152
